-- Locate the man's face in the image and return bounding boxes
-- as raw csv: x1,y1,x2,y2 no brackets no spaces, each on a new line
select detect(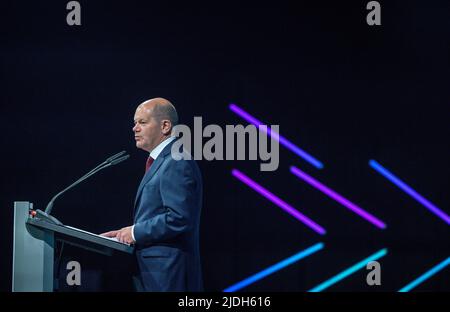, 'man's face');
133,105,162,152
